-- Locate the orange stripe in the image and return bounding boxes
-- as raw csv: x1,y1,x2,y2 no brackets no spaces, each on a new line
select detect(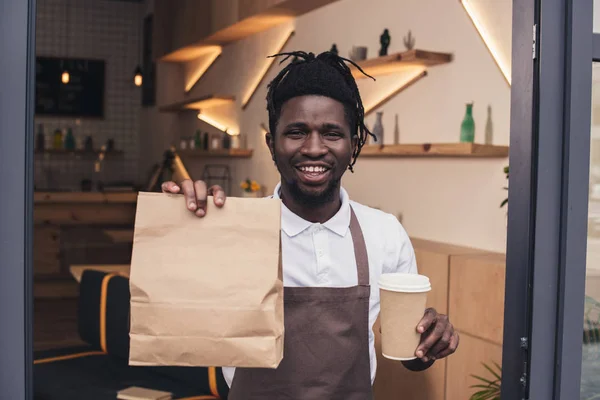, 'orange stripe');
34,351,106,365
100,273,117,353
208,366,220,398
176,396,218,400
